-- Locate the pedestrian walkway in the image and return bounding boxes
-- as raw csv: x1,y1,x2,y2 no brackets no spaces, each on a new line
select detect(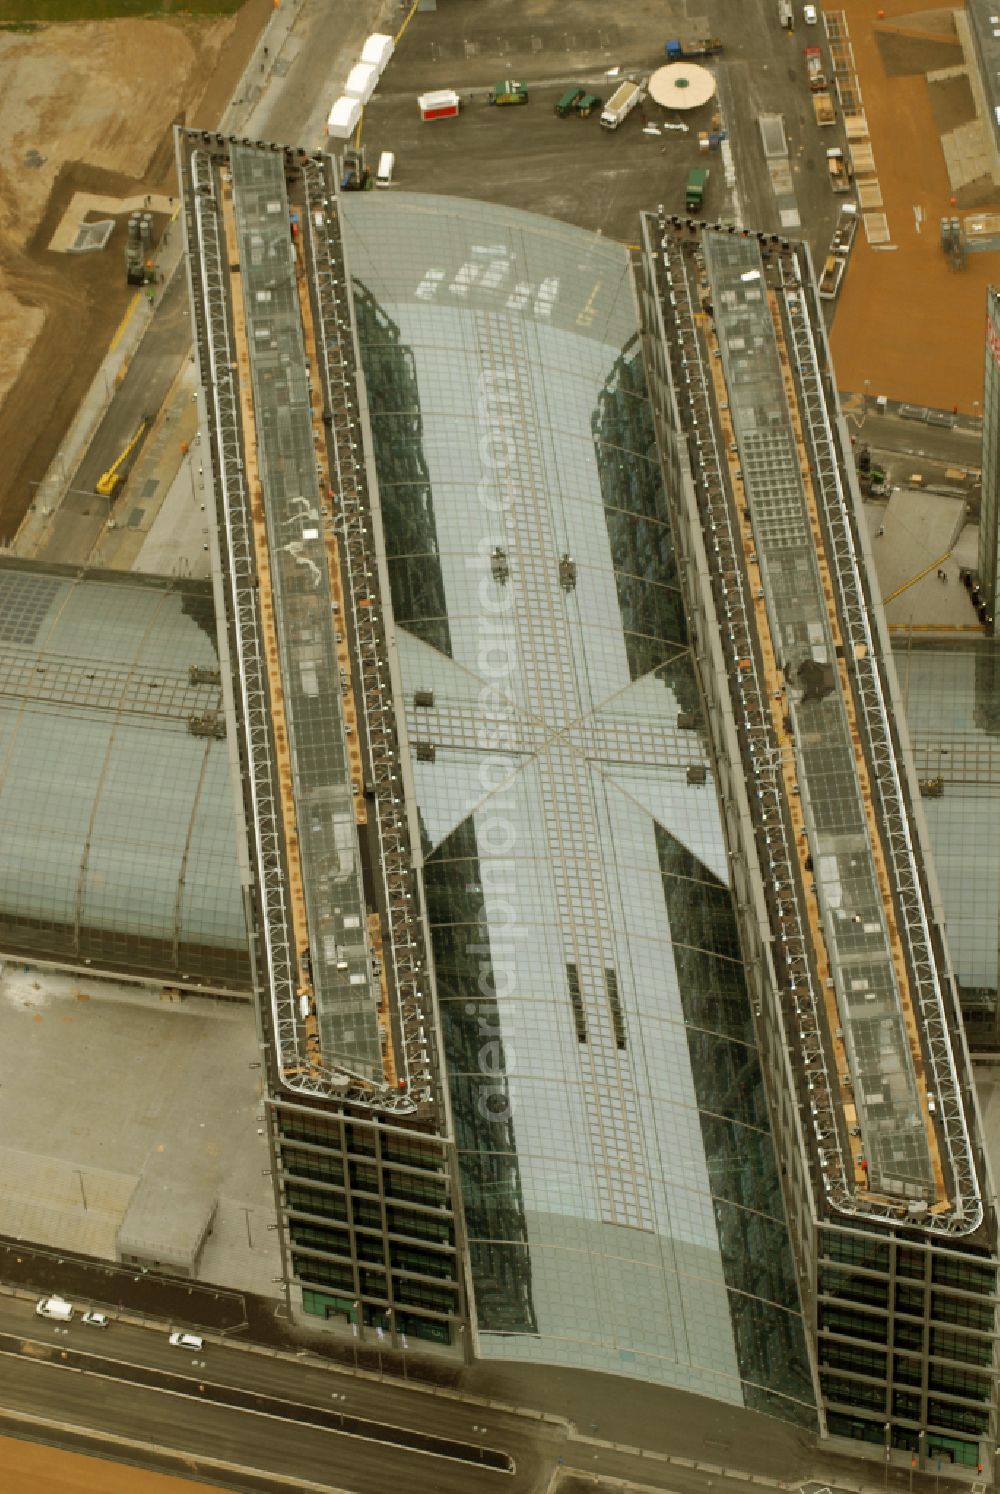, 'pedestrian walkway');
864,487,981,630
